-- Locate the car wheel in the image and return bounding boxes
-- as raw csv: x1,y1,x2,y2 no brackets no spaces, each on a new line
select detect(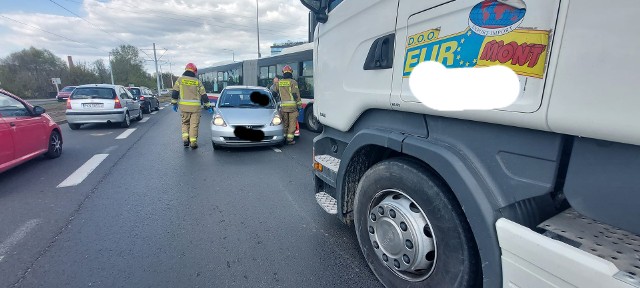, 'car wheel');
353,158,481,288
155,101,160,111
137,109,143,121
68,123,81,130
44,130,63,159
121,112,131,128
145,104,152,114
212,141,218,150
305,106,322,133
